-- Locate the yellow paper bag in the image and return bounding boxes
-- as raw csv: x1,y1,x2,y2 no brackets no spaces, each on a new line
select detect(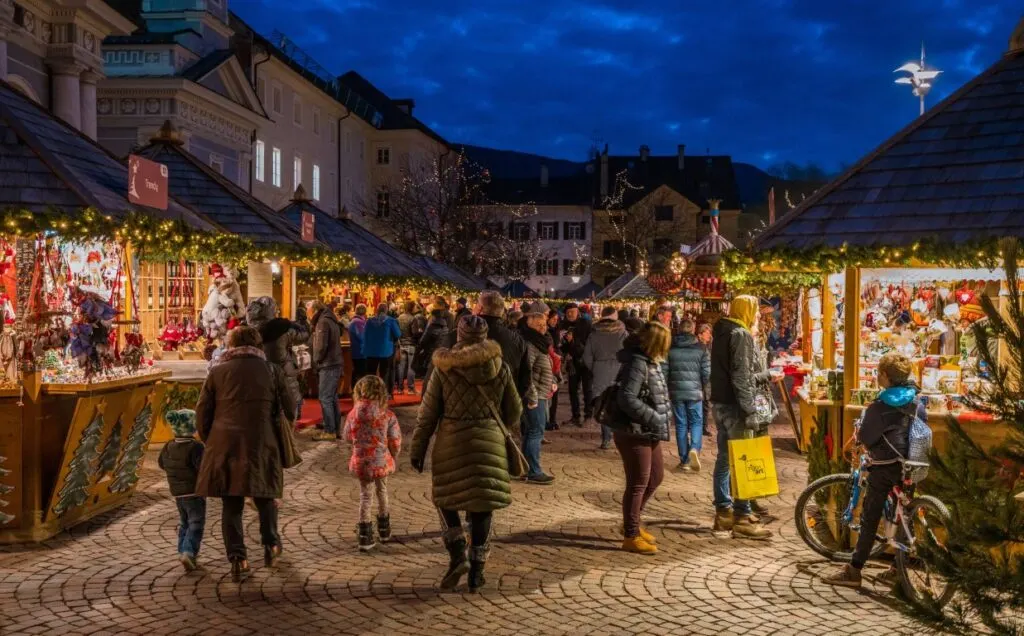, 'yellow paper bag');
728,435,780,500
